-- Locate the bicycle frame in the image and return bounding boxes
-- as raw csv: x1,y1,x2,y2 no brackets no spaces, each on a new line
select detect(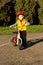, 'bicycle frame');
16,31,22,45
